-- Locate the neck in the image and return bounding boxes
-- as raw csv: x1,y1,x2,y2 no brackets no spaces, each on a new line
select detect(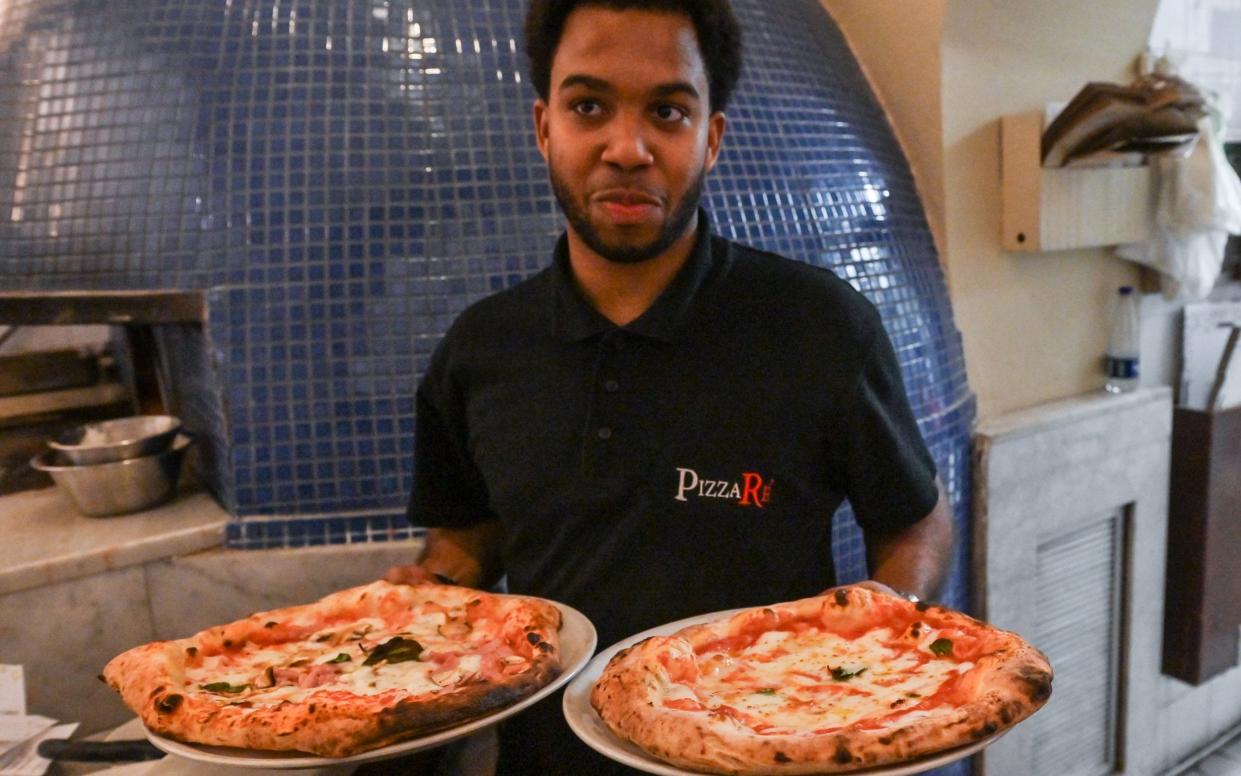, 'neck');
567,214,699,326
